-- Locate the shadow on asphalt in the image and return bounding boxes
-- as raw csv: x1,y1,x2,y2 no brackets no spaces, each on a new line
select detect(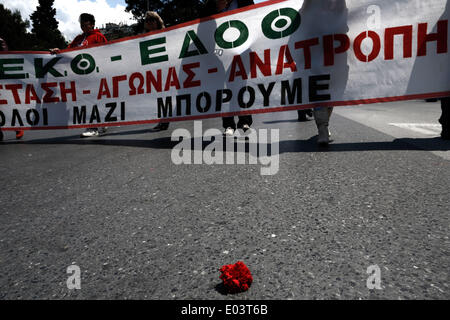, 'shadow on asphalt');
278,137,450,153
263,119,313,124
2,134,449,154
214,283,229,296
